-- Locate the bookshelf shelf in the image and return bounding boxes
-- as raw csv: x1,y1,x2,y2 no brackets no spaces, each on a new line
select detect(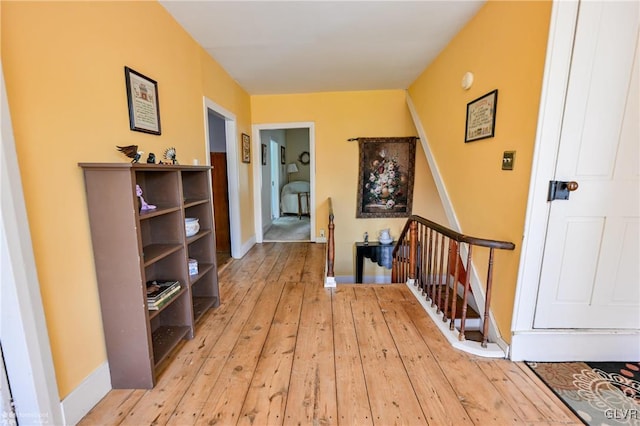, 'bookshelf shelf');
152,325,192,367
142,243,184,266
79,163,219,389
189,263,215,286
184,199,209,208
138,205,181,220
192,296,217,322
186,229,212,244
